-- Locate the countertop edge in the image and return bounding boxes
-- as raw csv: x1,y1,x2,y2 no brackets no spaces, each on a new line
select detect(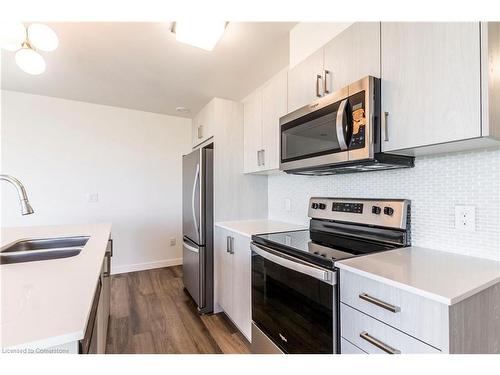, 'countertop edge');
336,261,500,306
214,220,306,238
5,330,83,350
